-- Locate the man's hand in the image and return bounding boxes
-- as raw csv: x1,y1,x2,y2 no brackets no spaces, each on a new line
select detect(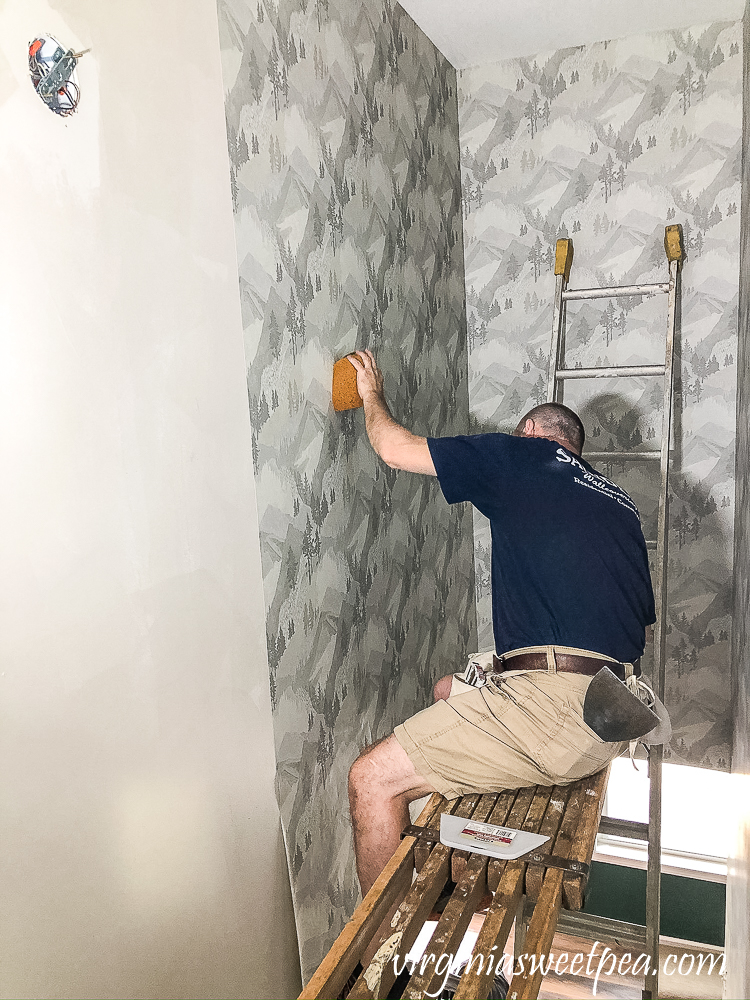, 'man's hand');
348,349,383,402
347,350,436,475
